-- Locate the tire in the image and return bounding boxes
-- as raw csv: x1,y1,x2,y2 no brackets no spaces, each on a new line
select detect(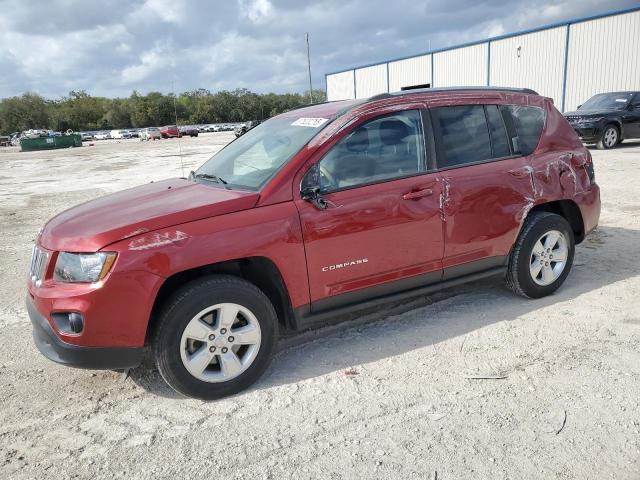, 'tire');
596,125,619,150
153,275,278,400
506,212,575,298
